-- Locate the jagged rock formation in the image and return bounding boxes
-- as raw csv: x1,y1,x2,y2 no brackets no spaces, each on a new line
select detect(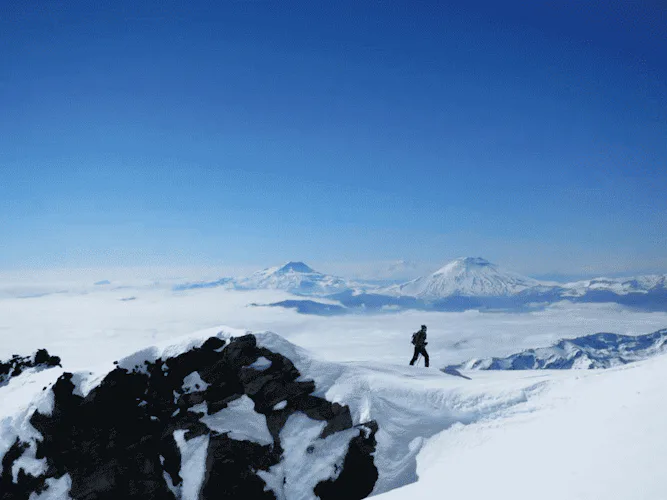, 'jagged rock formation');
0,334,378,499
